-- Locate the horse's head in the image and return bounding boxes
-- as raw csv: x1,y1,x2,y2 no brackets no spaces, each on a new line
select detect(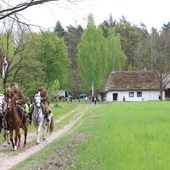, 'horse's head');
34,92,41,108
7,92,17,112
